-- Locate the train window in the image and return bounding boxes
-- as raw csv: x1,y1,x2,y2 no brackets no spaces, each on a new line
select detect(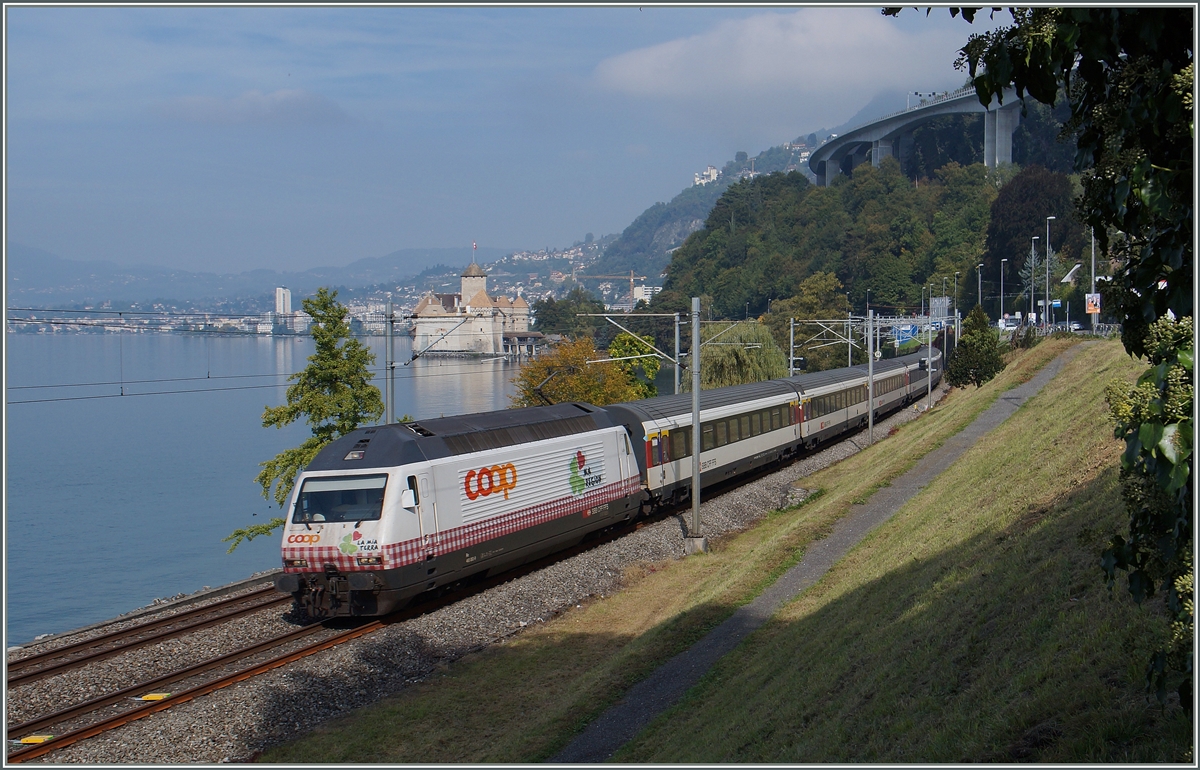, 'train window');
407,475,420,506
294,474,387,524
716,421,727,447
751,412,761,435
702,423,715,452
740,415,751,438
672,428,690,460
728,418,739,442
649,436,661,467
